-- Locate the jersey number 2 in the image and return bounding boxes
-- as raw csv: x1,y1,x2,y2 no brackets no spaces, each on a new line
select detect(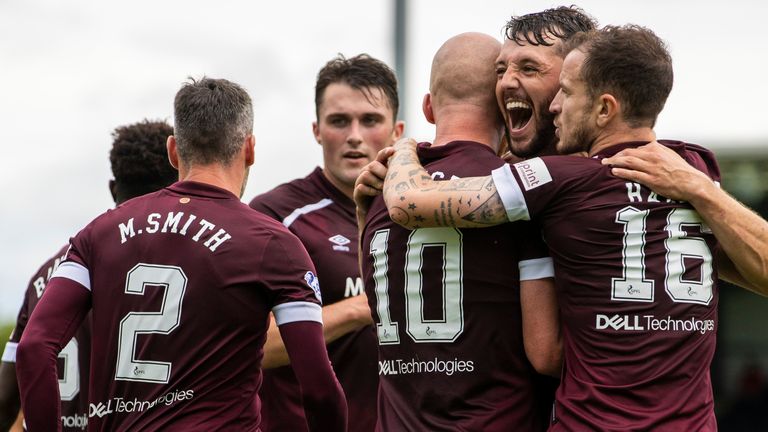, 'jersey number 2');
115,263,187,384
